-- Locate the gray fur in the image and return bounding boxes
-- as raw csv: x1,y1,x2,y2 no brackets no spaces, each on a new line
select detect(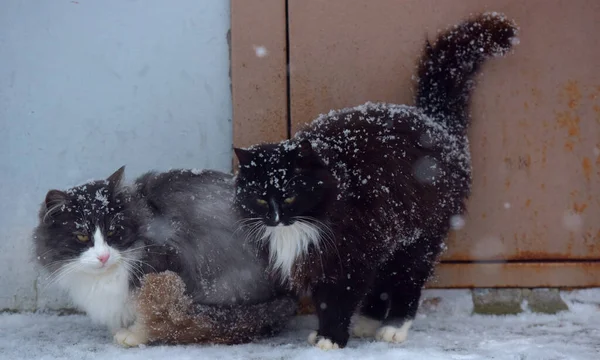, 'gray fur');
34,167,280,310
133,169,275,304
